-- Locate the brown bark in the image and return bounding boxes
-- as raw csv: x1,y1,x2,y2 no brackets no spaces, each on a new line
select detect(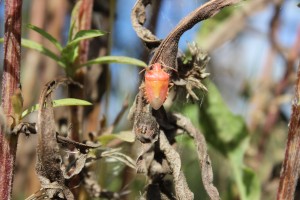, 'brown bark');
277,65,300,199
